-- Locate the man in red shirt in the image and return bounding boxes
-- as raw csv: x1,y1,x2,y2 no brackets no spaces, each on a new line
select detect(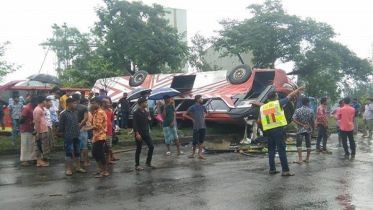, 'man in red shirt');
337,97,356,158
102,99,117,164
316,97,329,153
20,96,38,166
